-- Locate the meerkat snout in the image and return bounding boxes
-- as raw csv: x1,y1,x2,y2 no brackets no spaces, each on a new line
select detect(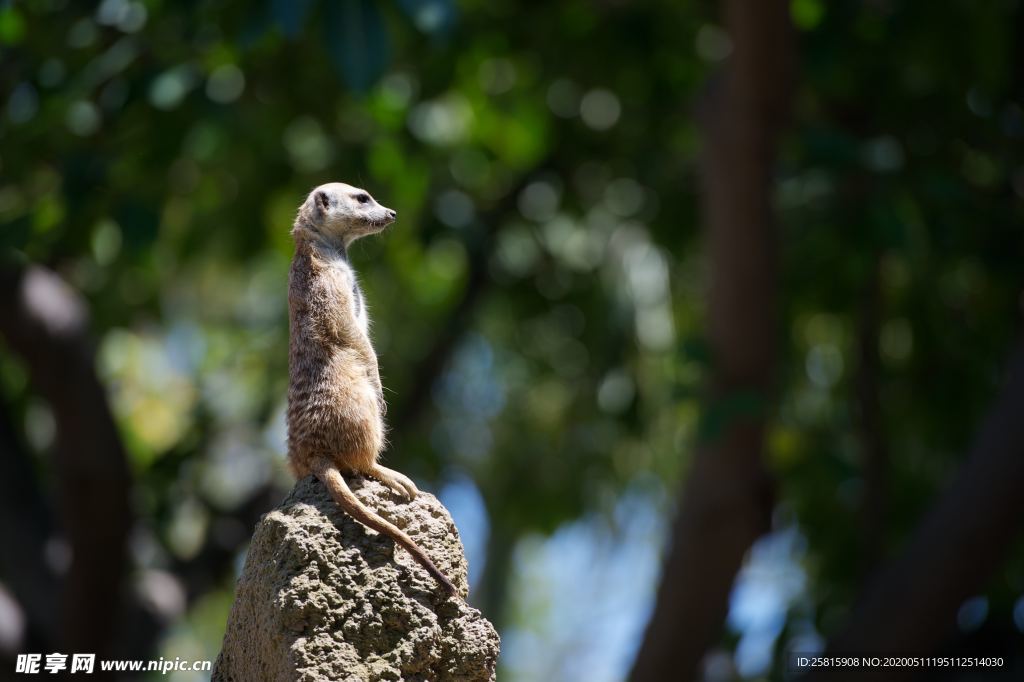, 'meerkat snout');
302,182,396,245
